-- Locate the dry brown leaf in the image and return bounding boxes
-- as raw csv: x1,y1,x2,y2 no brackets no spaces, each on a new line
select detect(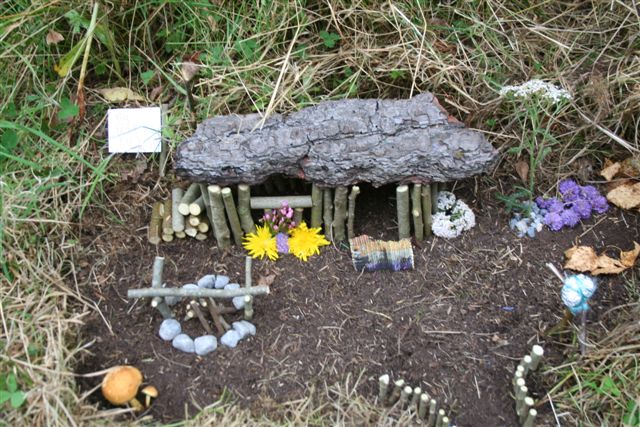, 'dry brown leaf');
564,246,598,272
515,160,529,183
180,61,199,83
98,87,145,103
600,160,620,181
606,182,640,210
46,30,64,45
257,274,276,287
564,242,639,275
620,242,640,268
